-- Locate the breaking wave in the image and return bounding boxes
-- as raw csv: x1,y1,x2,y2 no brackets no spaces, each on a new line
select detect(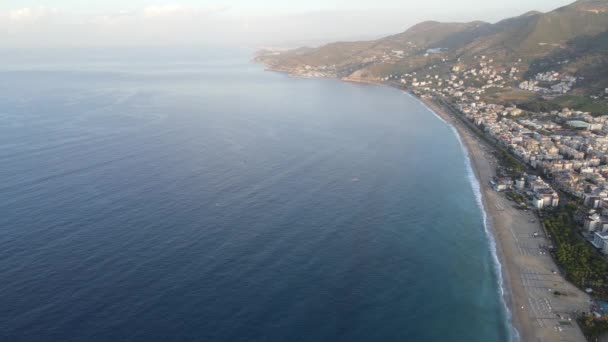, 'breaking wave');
419,95,520,342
